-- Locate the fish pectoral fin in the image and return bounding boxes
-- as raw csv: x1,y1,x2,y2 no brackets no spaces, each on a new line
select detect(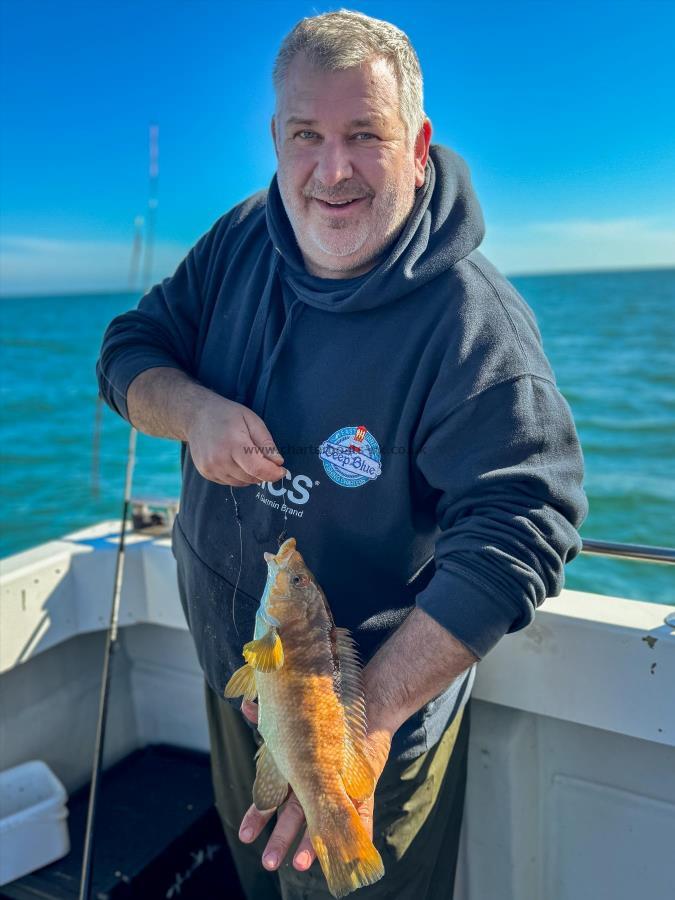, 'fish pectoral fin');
253,743,288,811
223,663,258,701
341,742,376,802
243,628,284,673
